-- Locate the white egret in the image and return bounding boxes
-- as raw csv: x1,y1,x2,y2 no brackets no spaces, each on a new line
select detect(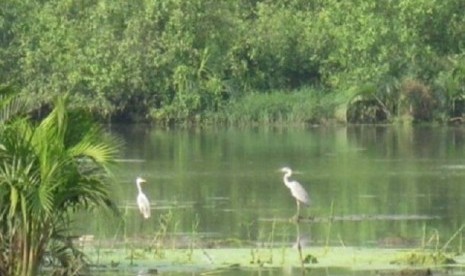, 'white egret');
280,167,310,218
135,177,150,219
